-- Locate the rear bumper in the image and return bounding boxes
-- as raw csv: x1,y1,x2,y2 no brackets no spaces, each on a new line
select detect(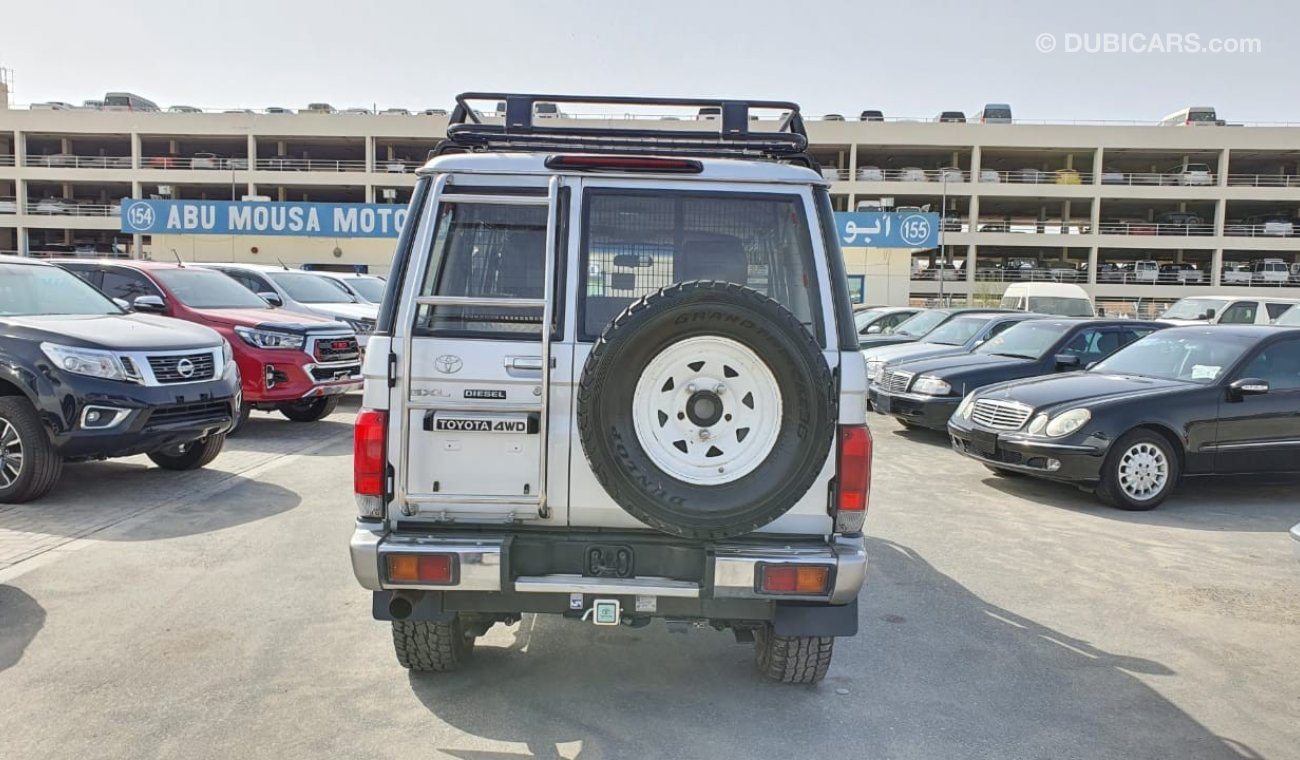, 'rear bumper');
350,521,868,607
